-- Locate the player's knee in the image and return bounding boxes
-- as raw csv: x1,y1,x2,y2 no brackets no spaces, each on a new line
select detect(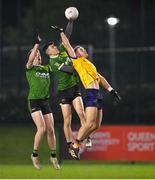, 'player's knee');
63,114,71,121
92,122,100,131
86,121,100,131
85,122,94,129
46,127,54,134
64,121,71,128
38,126,46,135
